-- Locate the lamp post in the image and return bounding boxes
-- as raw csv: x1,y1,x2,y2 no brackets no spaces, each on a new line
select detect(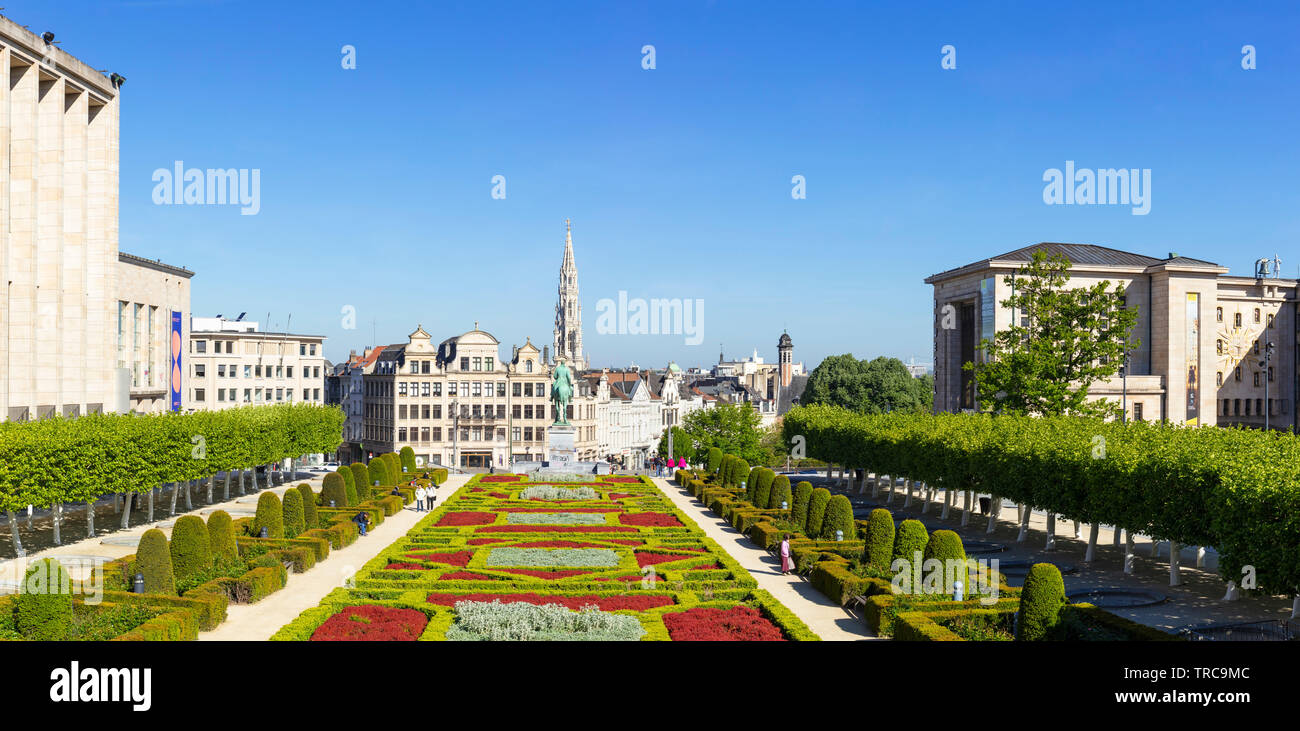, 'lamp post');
1259,341,1275,430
